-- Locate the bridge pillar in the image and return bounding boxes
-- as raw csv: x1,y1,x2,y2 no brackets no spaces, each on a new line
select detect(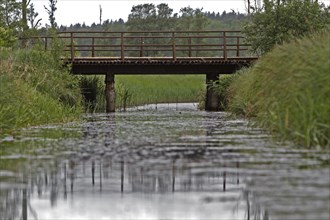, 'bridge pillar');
105,73,115,112
205,73,220,111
